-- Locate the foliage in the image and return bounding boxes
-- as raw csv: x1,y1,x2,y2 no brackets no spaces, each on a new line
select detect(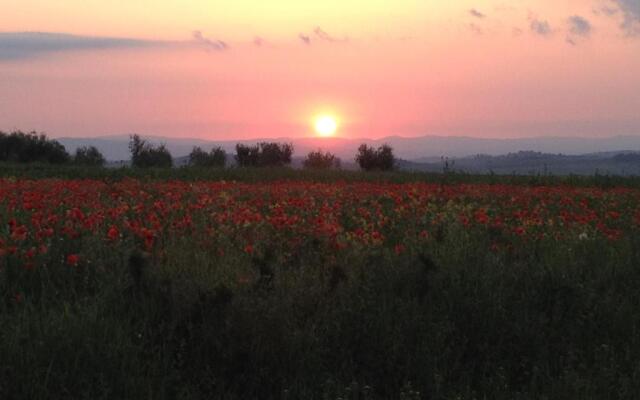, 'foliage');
128,134,173,168
2,177,640,399
188,146,226,168
0,130,70,164
303,150,341,170
355,143,395,171
73,146,106,167
235,142,294,167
